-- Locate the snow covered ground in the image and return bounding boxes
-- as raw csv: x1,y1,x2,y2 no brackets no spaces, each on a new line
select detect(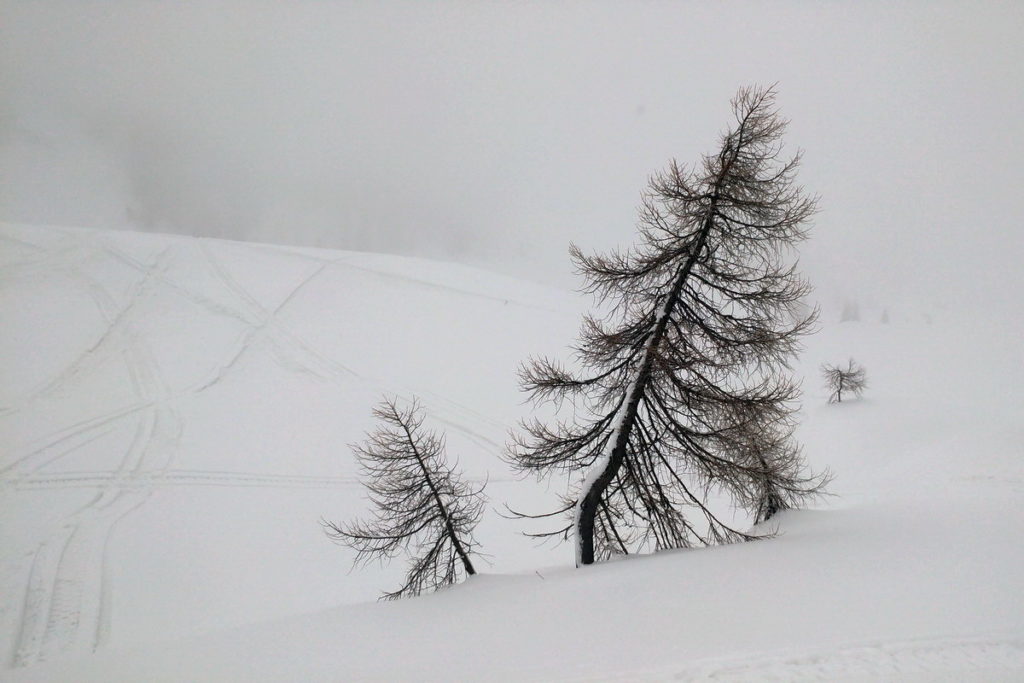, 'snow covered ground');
2,222,1022,681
